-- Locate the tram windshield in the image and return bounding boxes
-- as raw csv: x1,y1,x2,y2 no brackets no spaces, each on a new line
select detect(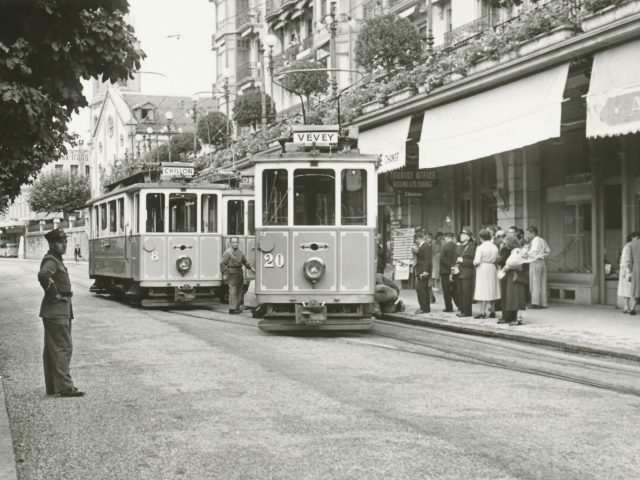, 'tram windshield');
294,169,335,226
262,169,288,226
146,193,165,233
169,193,197,233
341,169,367,225
201,194,218,233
